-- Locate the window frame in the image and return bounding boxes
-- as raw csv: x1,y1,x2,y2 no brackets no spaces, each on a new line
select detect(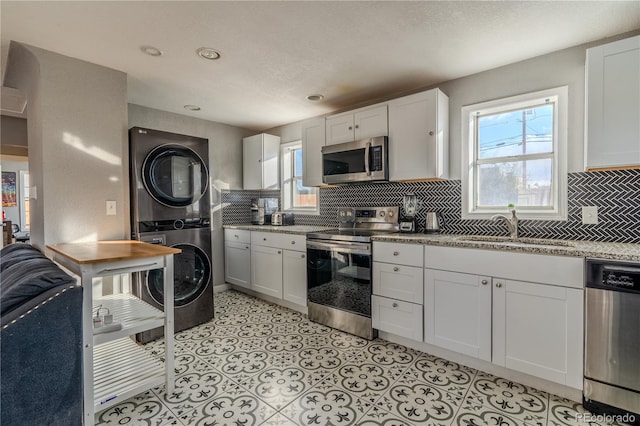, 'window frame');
280,140,319,215
461,86,568,220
